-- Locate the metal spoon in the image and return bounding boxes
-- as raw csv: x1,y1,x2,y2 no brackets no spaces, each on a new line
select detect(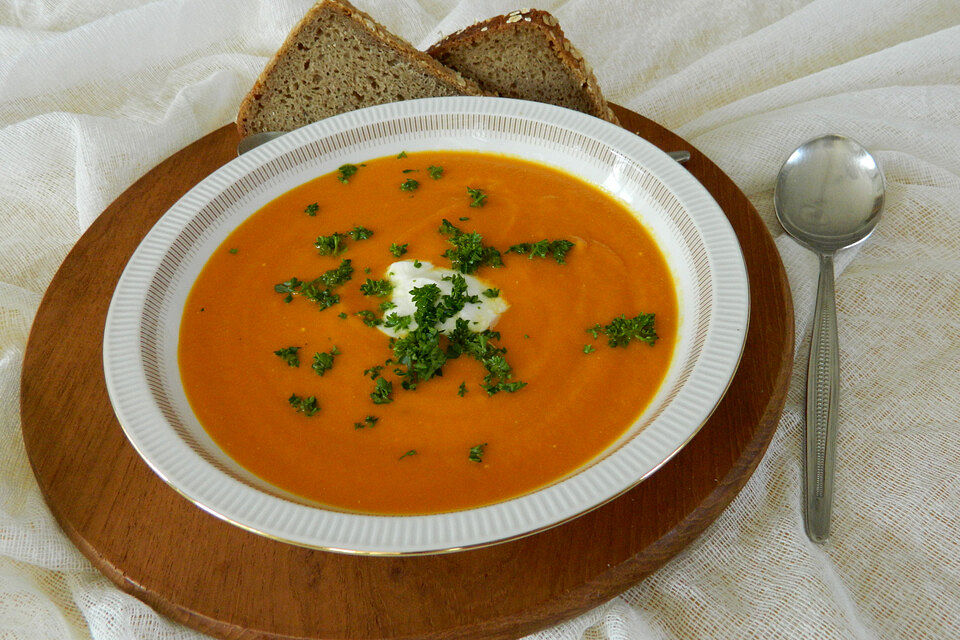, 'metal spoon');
237,130,692,164
774,134,885,542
